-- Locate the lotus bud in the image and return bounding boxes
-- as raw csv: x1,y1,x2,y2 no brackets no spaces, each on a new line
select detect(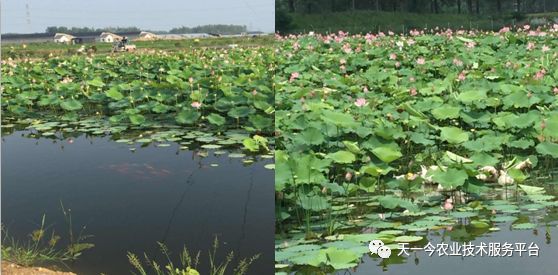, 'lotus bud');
345,172,353,182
